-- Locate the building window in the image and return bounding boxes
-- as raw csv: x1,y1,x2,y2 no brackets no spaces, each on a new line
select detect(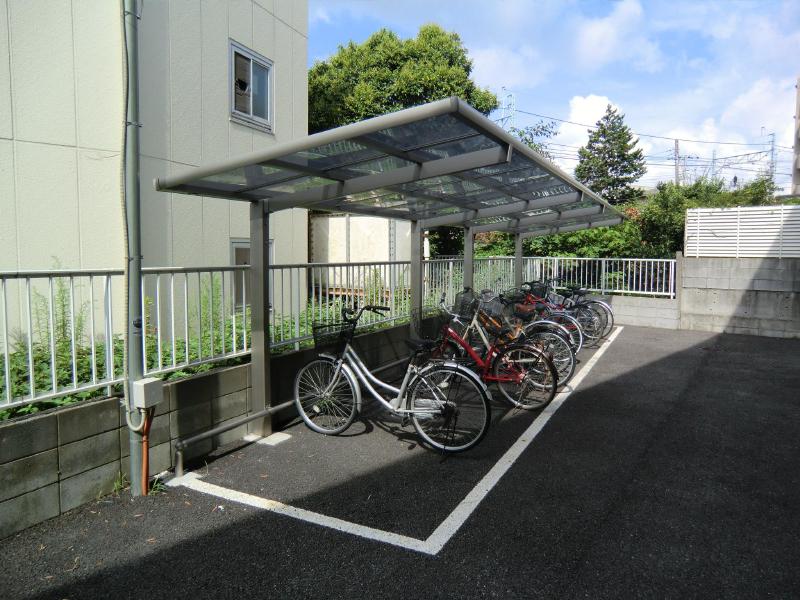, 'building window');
230,41,273,132
231,239,273,310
